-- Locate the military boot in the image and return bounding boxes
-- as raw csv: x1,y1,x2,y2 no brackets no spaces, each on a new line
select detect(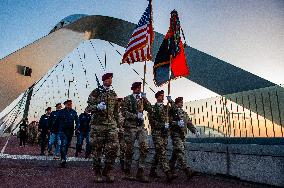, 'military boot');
169,162,178,179
102,165,114,183
94,167,103,183
120,159,125,172
149,167,160,179
184,167,197,180
124,168,134,180
136,168,149,183
165,170,175,183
